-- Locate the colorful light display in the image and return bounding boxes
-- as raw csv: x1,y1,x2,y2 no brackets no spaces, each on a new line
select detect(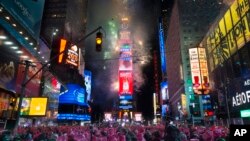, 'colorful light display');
119,71,133,95
118,17,133,110
158,18,167,74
